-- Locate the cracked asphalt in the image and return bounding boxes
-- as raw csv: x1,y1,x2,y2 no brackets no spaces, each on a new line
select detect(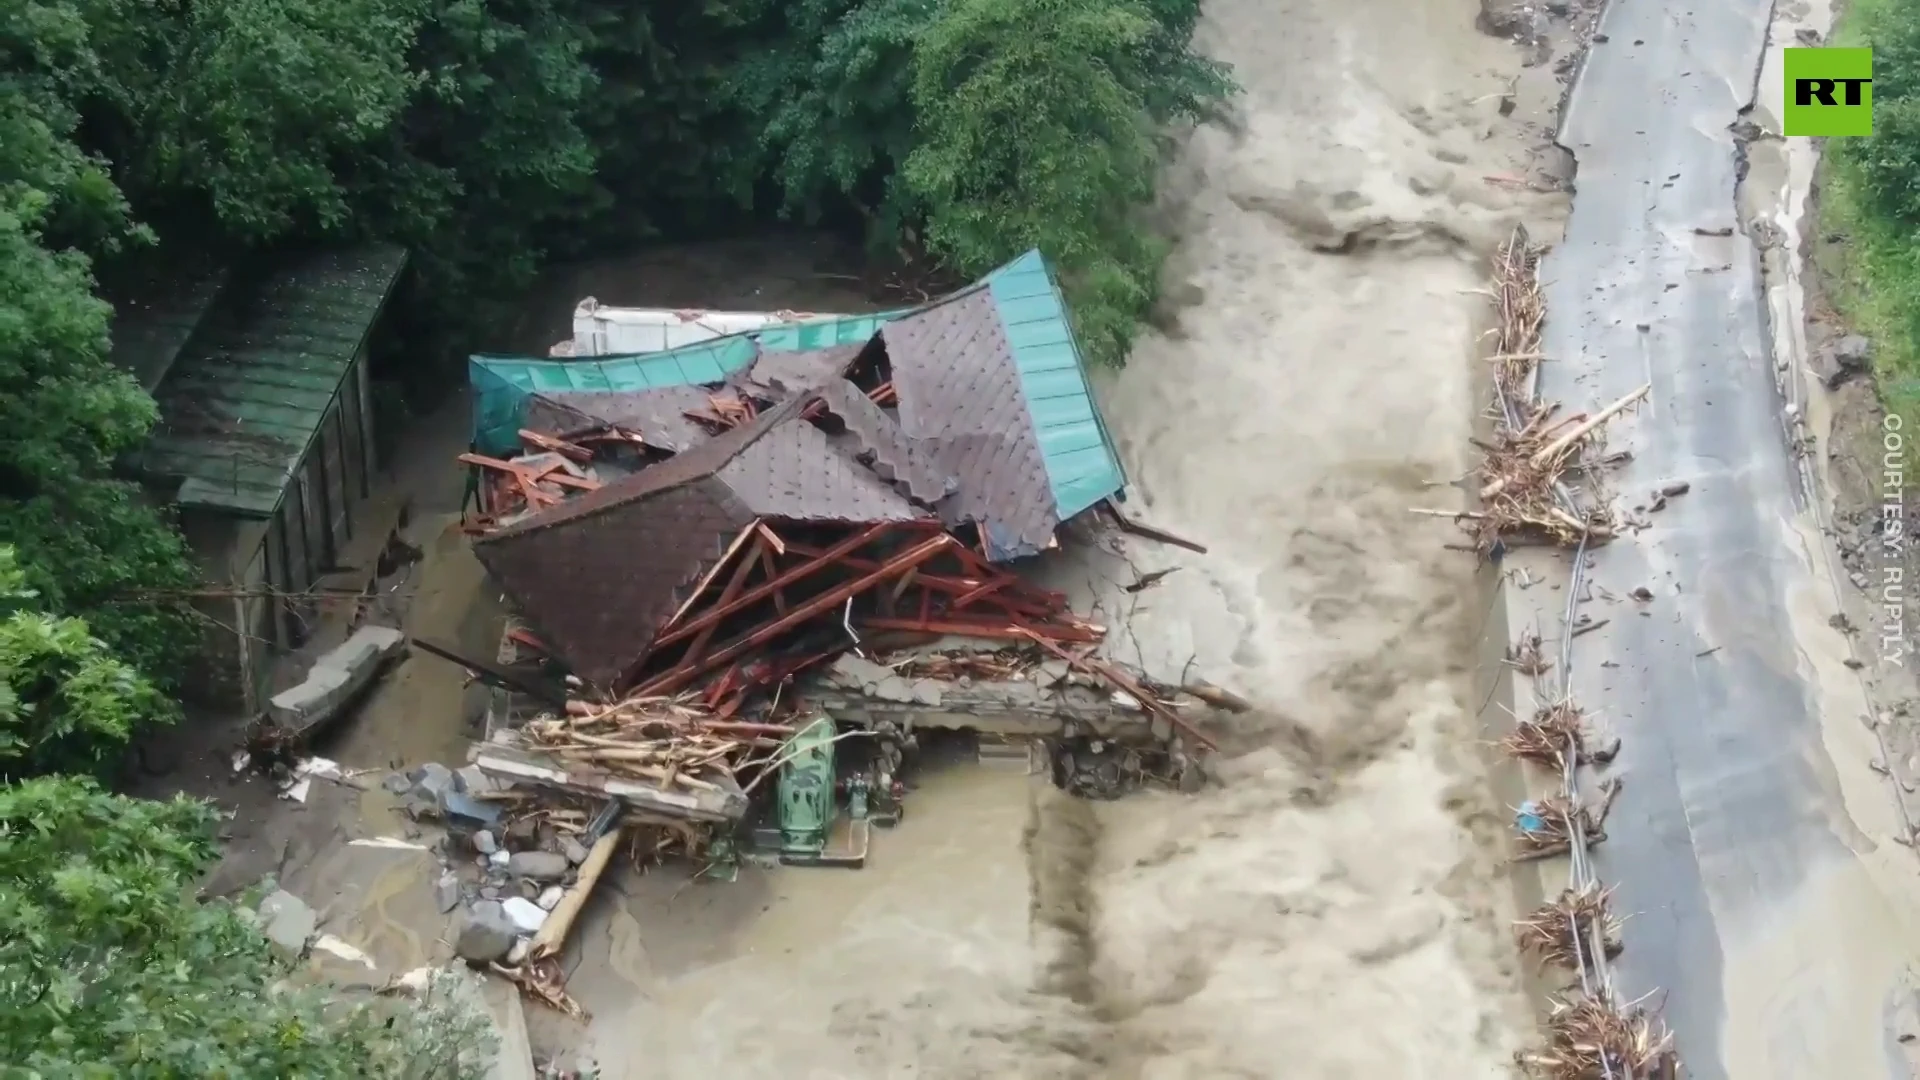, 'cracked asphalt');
1524,1,1920,1077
